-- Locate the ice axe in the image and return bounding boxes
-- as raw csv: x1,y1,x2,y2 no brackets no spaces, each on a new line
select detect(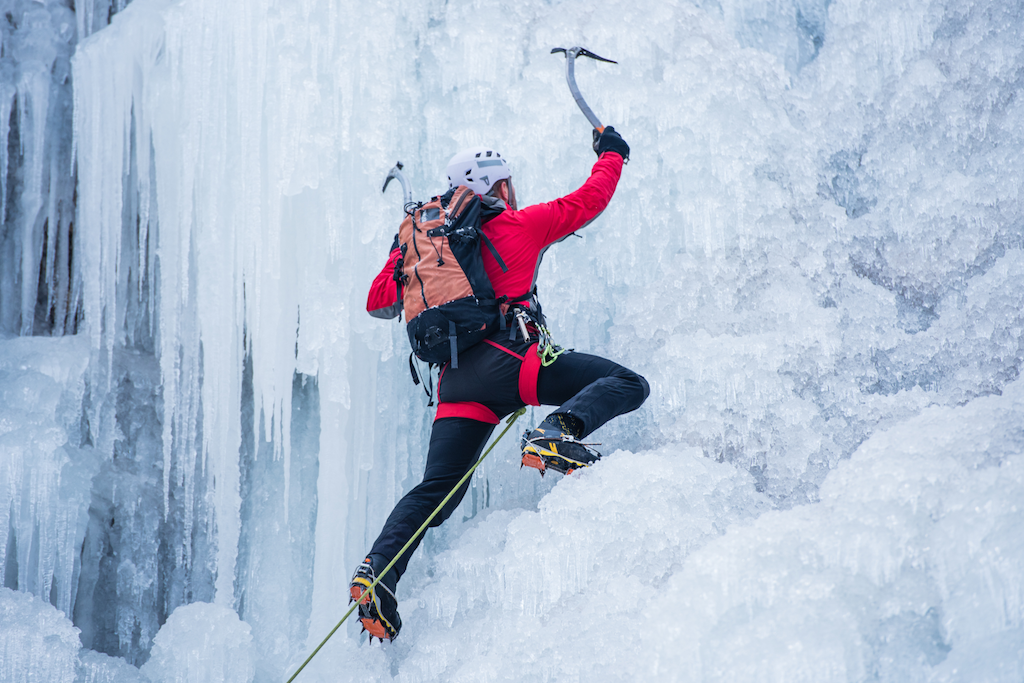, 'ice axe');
550,47,617,133
382,161,413,209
